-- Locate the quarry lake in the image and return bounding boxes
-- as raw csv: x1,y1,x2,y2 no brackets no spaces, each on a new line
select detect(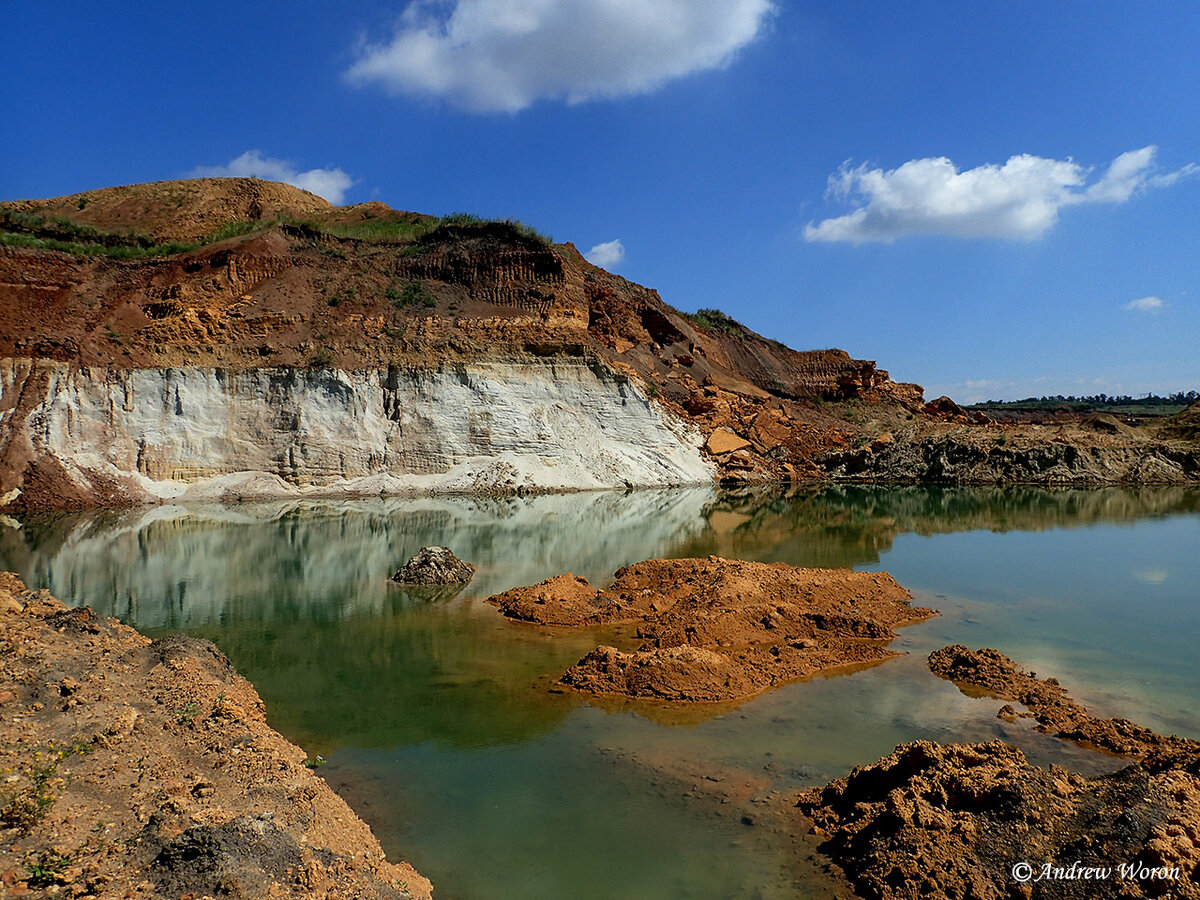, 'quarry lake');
3,485,1199,899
